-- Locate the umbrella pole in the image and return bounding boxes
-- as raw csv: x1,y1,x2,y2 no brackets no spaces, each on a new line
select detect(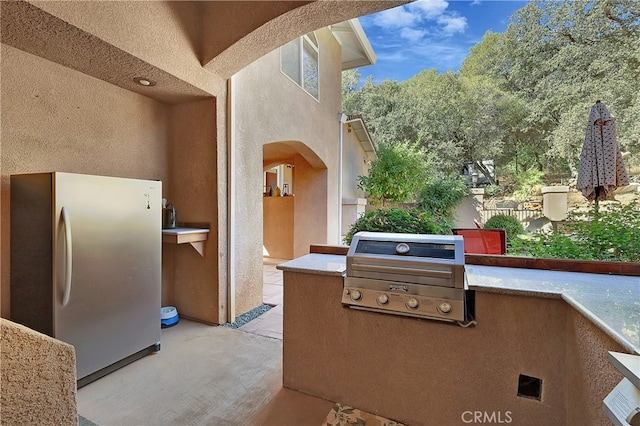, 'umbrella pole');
594,112,605,209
